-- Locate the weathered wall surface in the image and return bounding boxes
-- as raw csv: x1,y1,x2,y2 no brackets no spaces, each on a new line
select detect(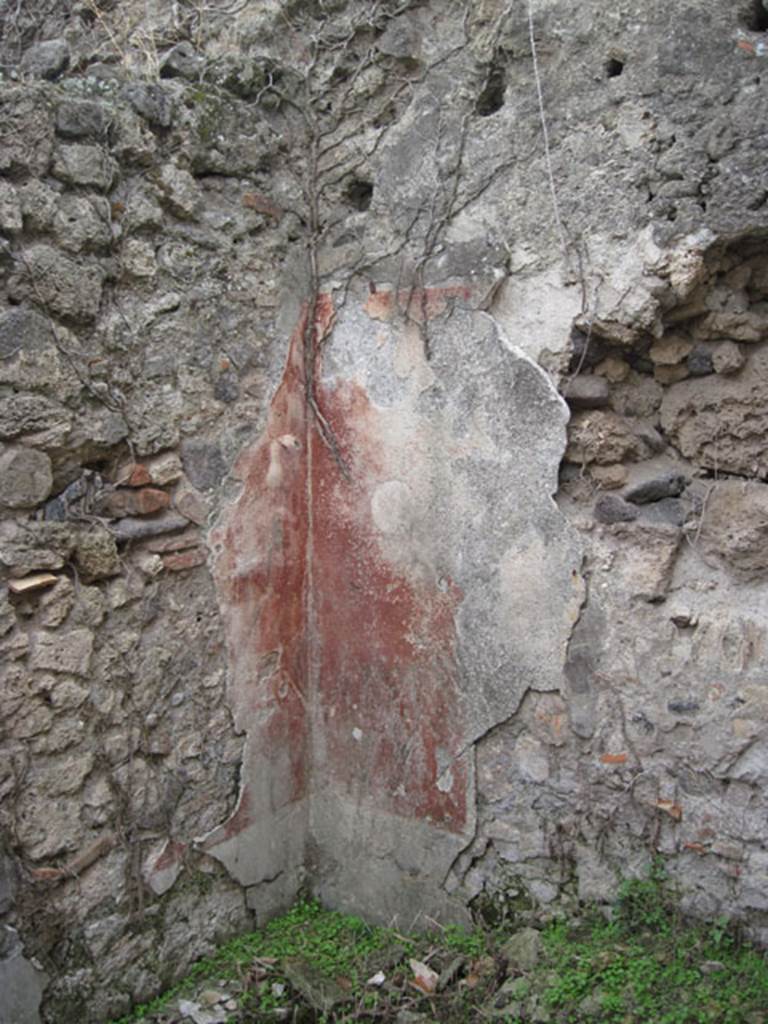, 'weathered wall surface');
1,0,768,1020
